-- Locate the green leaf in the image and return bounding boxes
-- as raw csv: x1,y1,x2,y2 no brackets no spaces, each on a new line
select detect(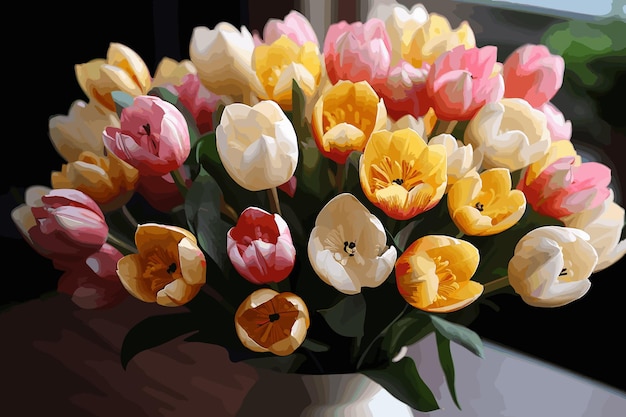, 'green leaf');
301,338,331,352
318,294,366,344
111,90,134,117
430,315,484,359
120,312,199,369
435,332,461,410
382,309,433,357
394,219,422,252
184,167,231,275
361,356,439,412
